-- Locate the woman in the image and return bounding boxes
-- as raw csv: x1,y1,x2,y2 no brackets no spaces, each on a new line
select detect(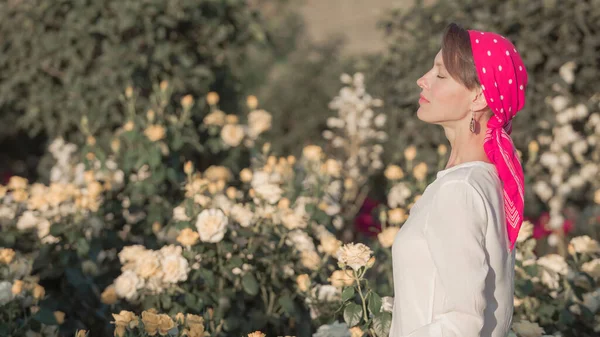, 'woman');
390,23,528,337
